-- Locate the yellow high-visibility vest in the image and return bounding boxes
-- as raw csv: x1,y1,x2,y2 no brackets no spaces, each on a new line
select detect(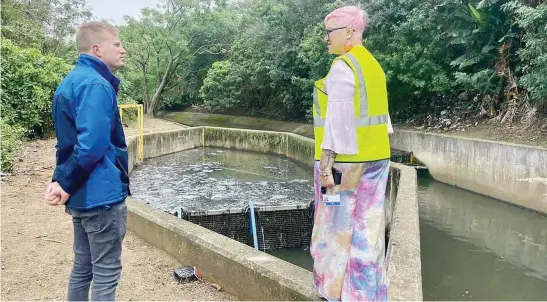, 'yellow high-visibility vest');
313,45,391,162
